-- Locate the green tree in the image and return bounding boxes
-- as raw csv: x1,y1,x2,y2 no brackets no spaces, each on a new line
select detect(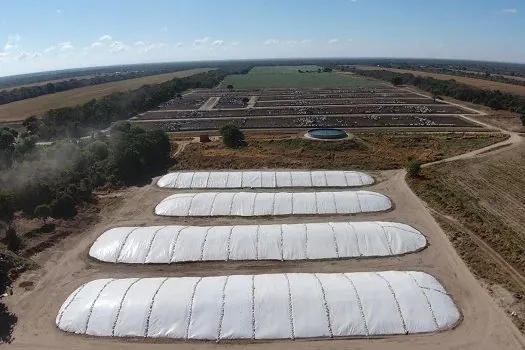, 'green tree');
51,194,77,219
391,76,403,86
22,116,40,135
4,225,22,252
110,120,132,136
34,204,51,225
487,97,503,110
0,130,16,167
323,67,333,73
109,126,171,185
219,124,245,148
0,195,14,224
226,84,234,91
86,140,109,161
406,159,422,178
